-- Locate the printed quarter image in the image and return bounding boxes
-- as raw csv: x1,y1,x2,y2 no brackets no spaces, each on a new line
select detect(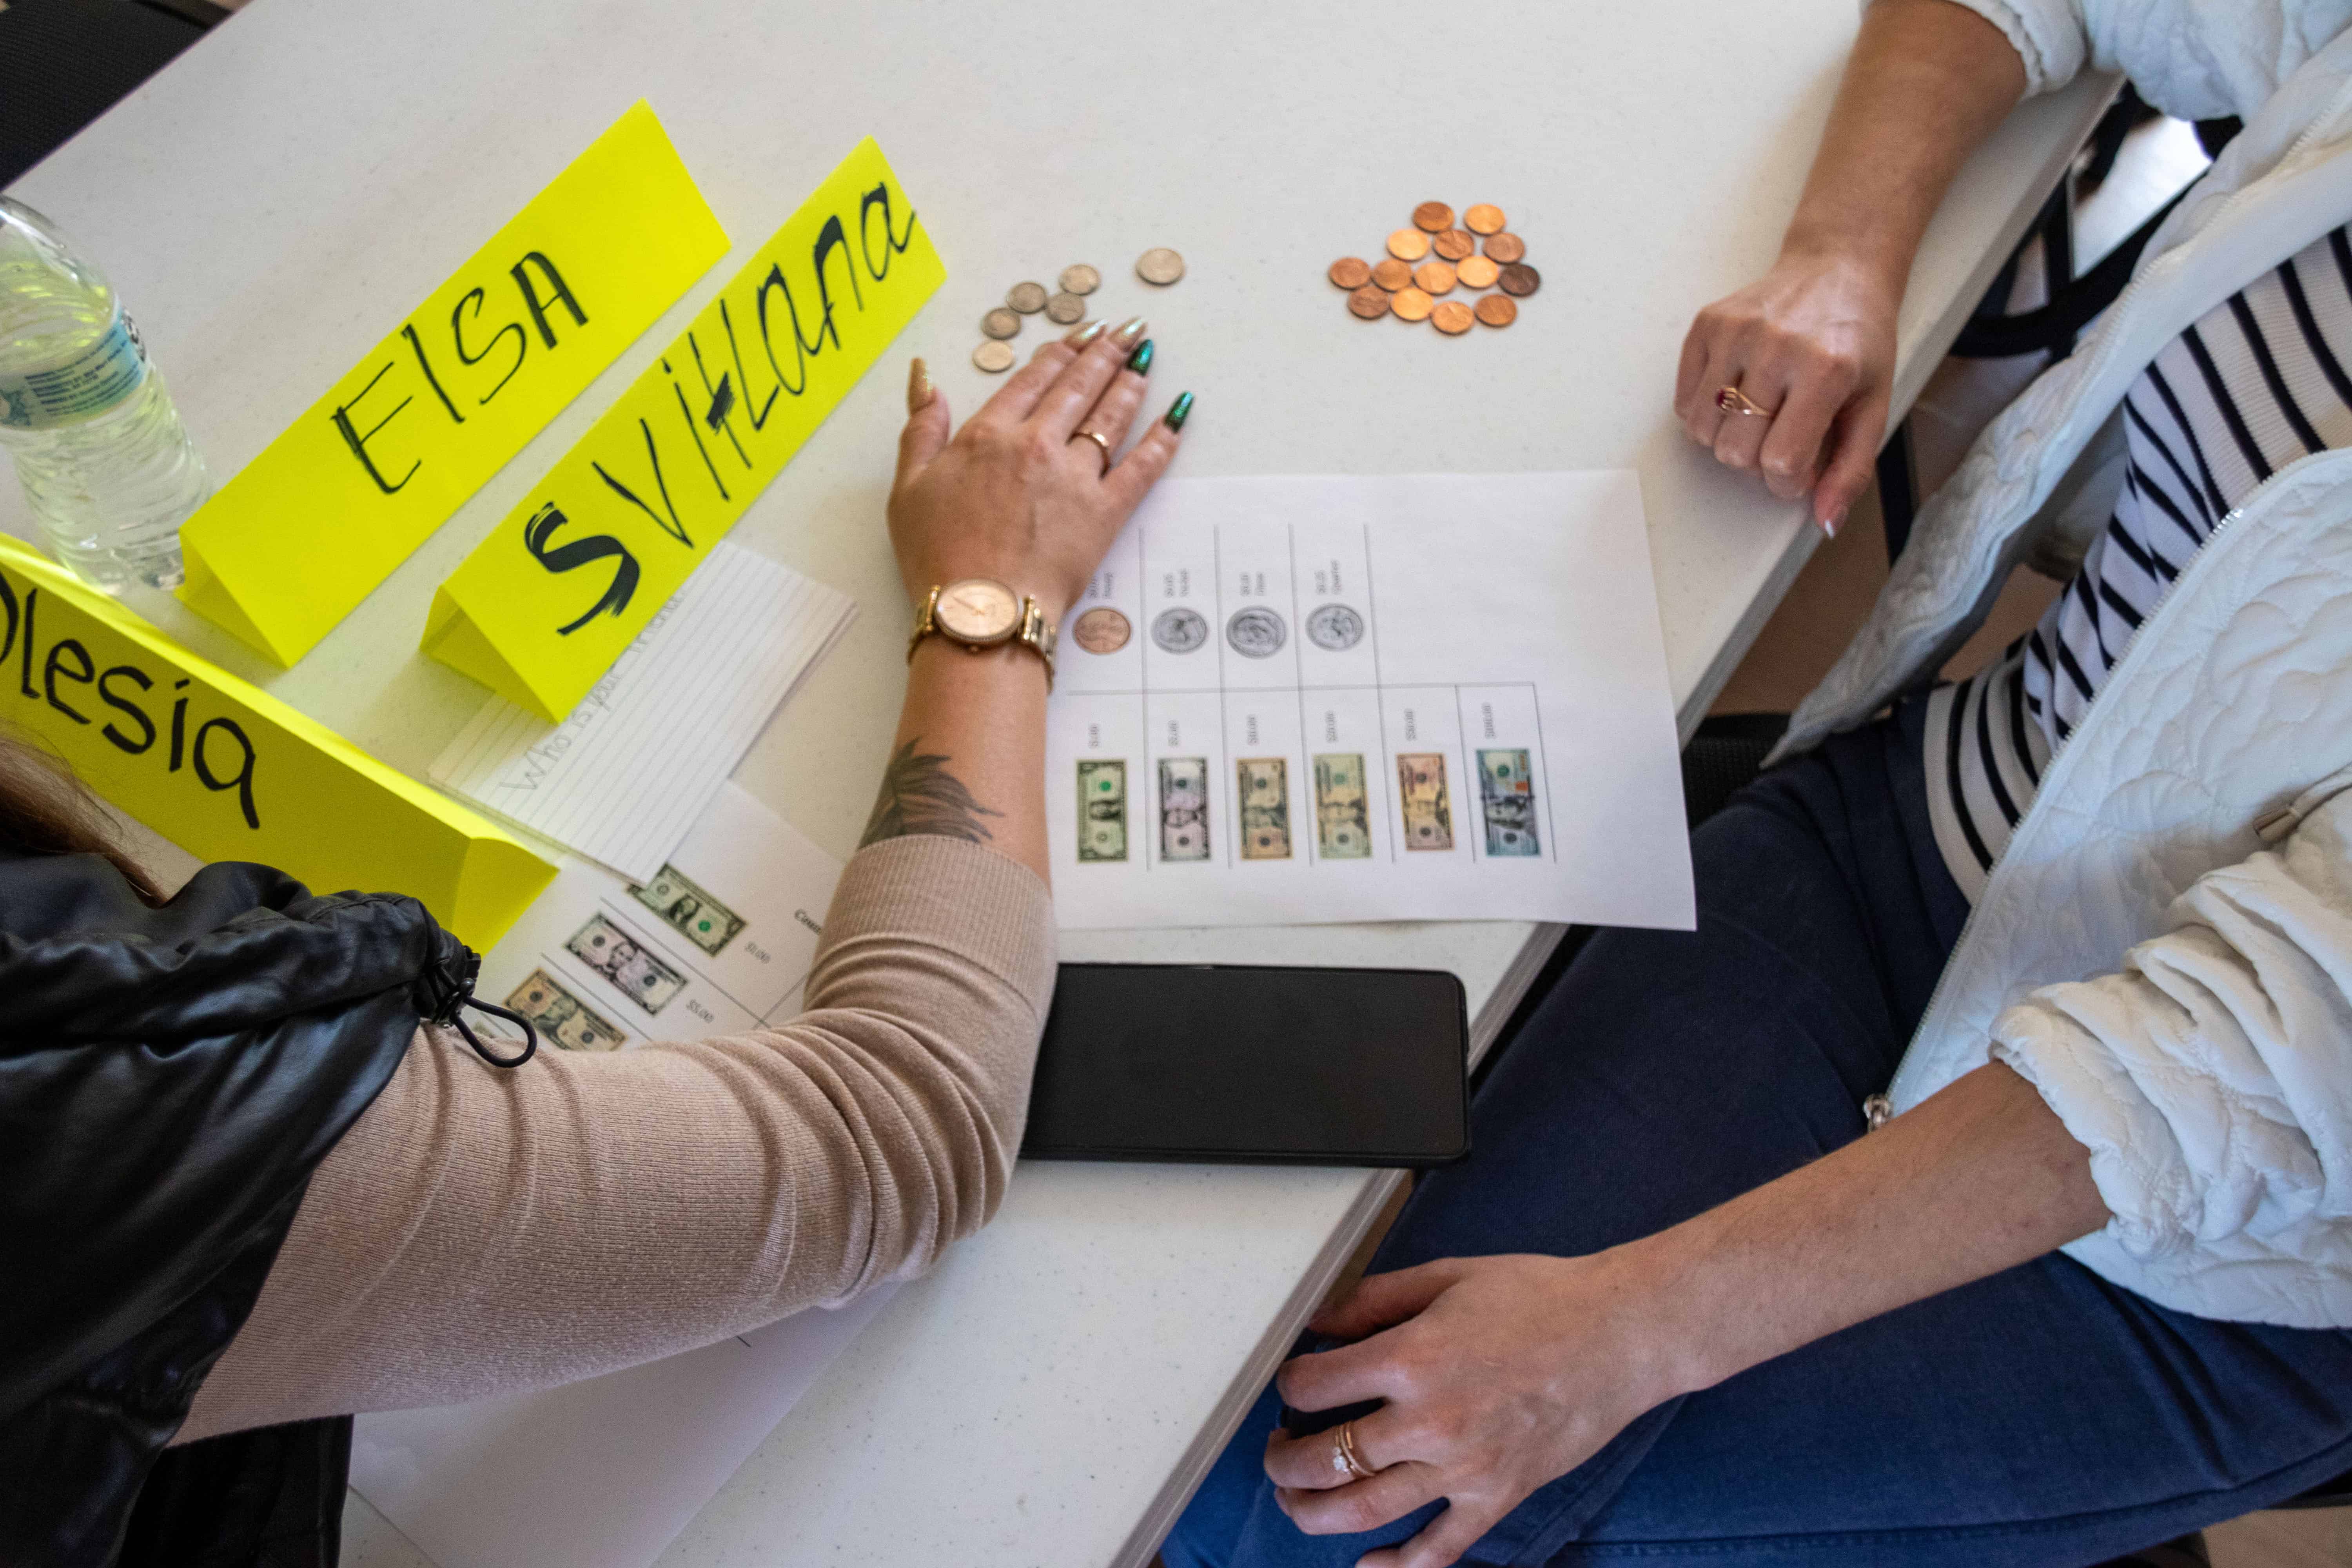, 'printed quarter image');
1477,748,1541,857
506,968,628,1053
1396,753,1455,851
1078,758,1129,862
1225,606,1287,659
1158,756,1211,861
1305,603,1365,652
565,913,688,1014
1312,753,1373,858
1152,606,1209,654
1238,757,1293,859
632,864,746,954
